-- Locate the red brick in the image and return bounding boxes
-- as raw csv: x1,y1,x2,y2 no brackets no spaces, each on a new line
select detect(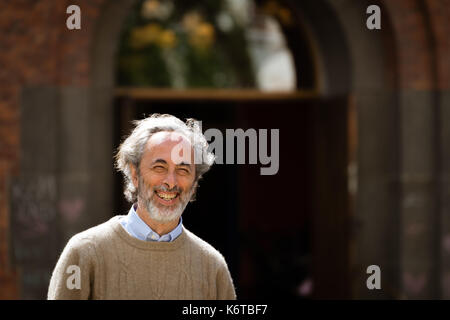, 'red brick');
425,0,450,89
383,0,434,89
